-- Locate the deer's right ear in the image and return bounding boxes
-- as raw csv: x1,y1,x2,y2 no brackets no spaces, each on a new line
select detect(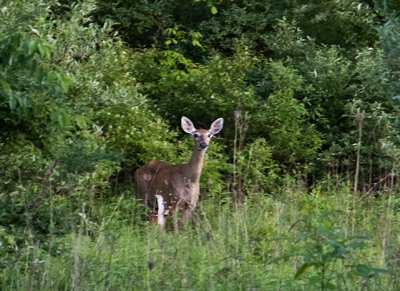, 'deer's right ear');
181,116,196,134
